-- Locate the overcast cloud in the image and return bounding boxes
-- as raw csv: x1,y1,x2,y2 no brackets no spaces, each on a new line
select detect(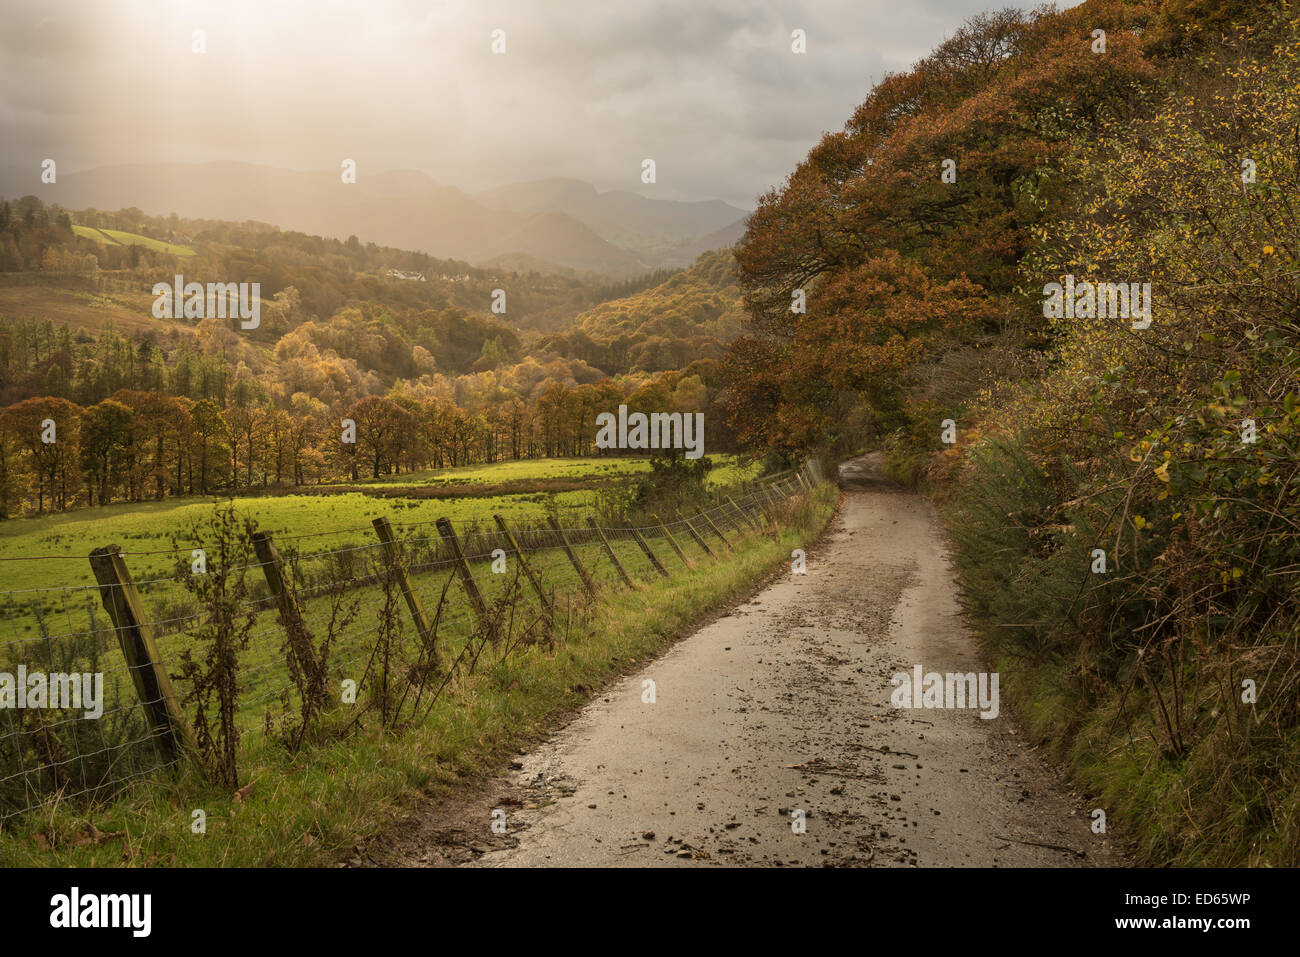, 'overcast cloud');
0,0,1080,208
